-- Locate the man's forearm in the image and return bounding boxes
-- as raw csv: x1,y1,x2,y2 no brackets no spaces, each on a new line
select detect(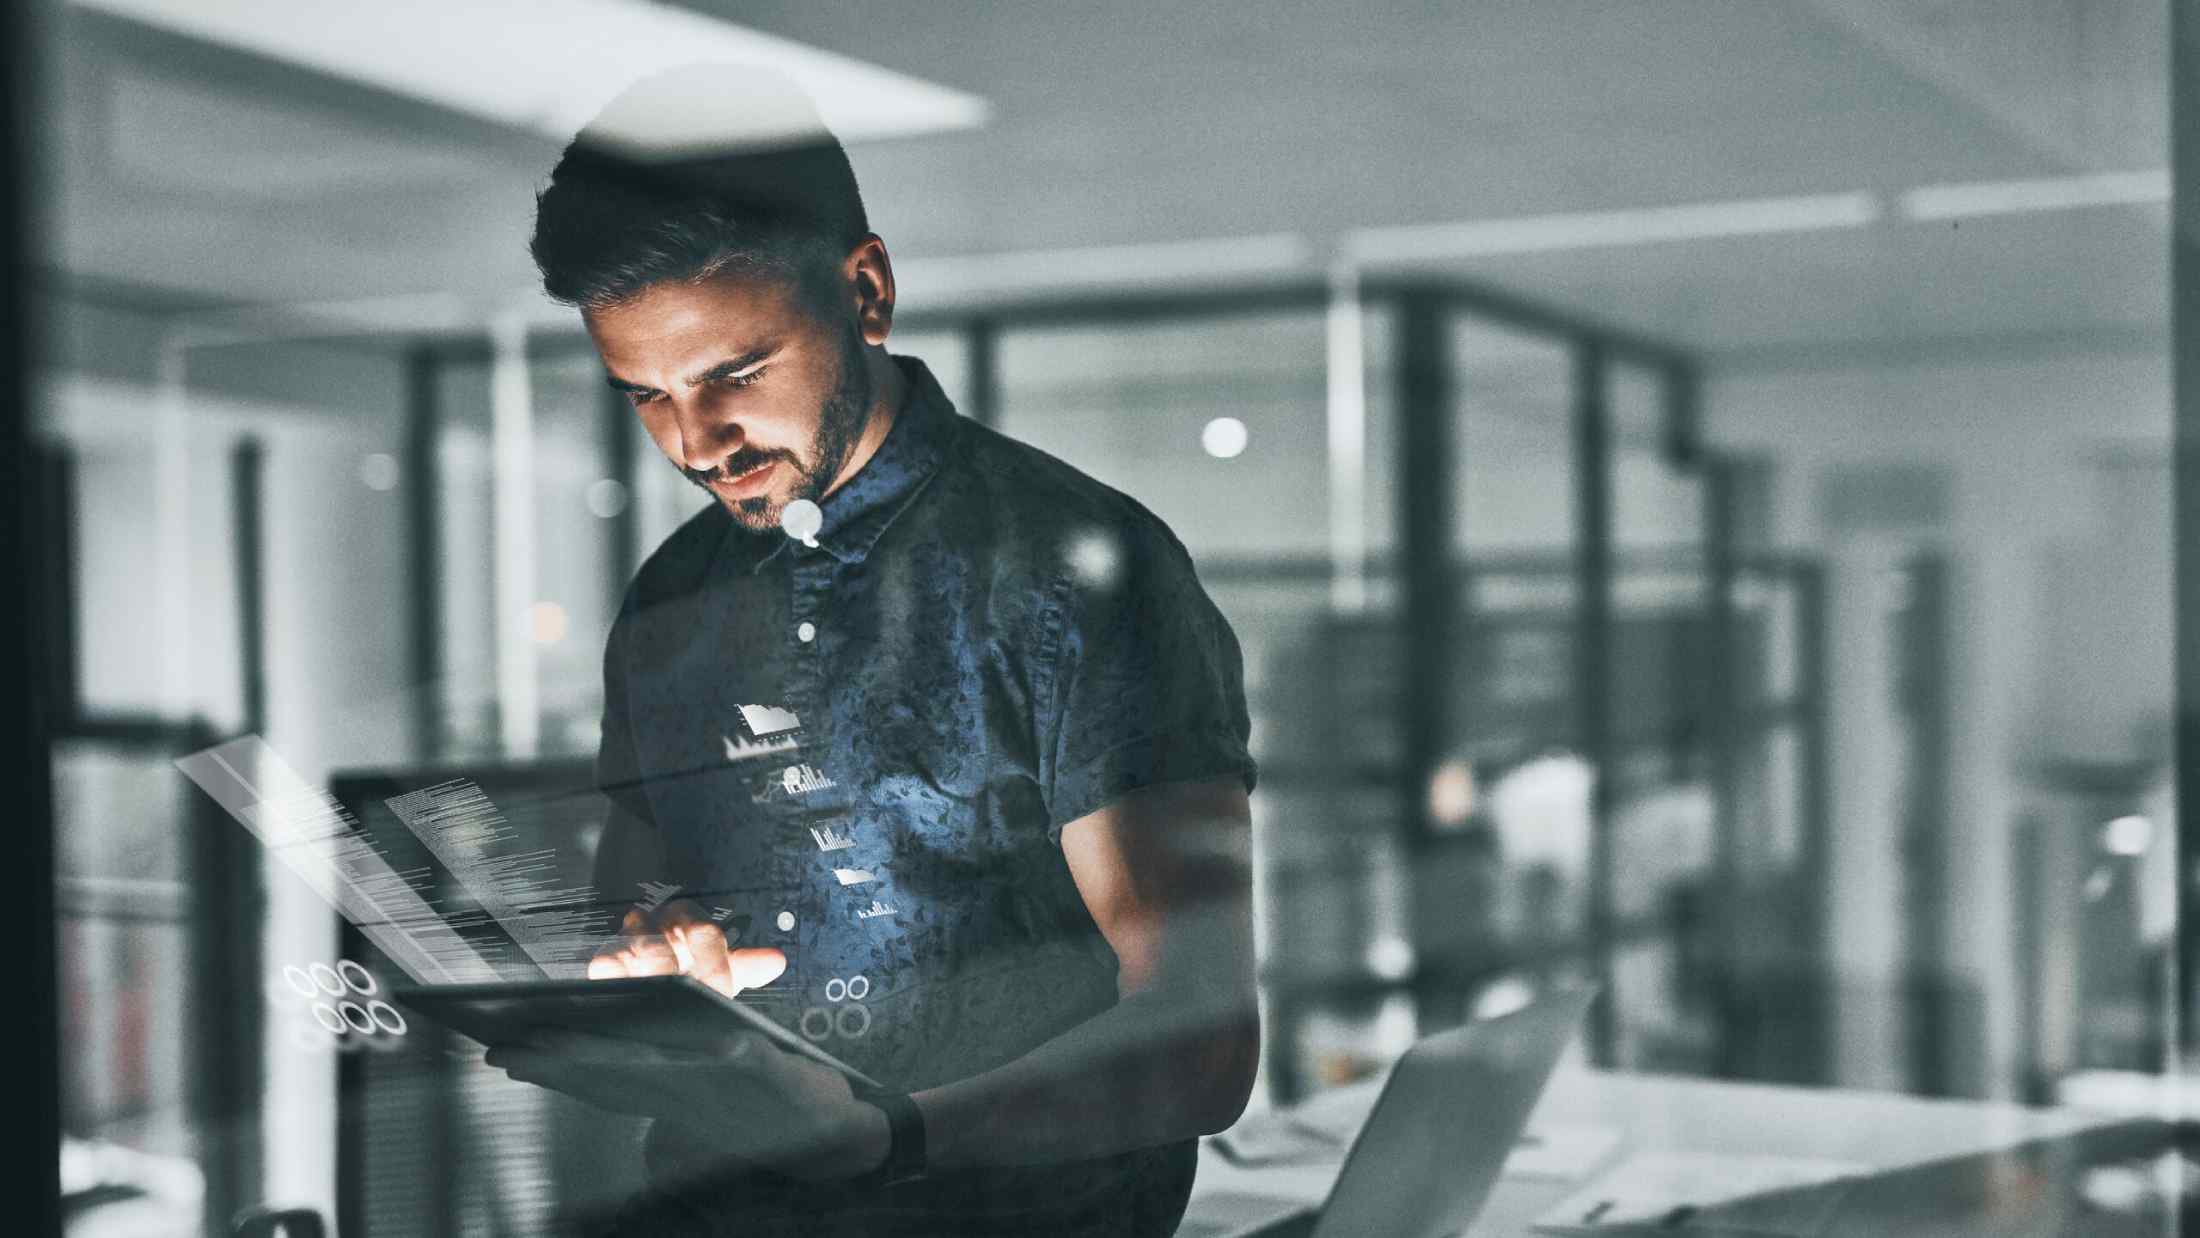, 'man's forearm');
910,982,1259,1170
